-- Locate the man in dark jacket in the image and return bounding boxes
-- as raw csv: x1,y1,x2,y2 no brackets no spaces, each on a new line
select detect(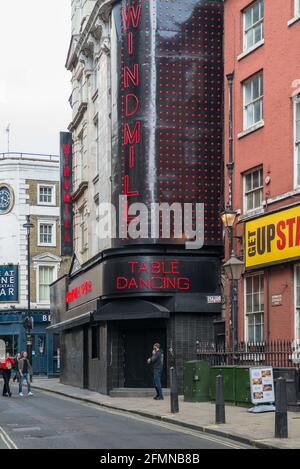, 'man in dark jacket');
147,343,164,400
